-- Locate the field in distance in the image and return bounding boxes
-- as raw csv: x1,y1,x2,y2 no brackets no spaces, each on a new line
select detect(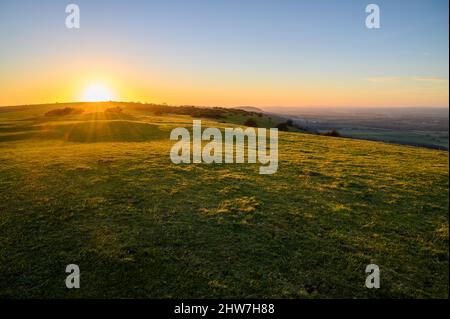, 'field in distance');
265,106,449,150
0,102,448,298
